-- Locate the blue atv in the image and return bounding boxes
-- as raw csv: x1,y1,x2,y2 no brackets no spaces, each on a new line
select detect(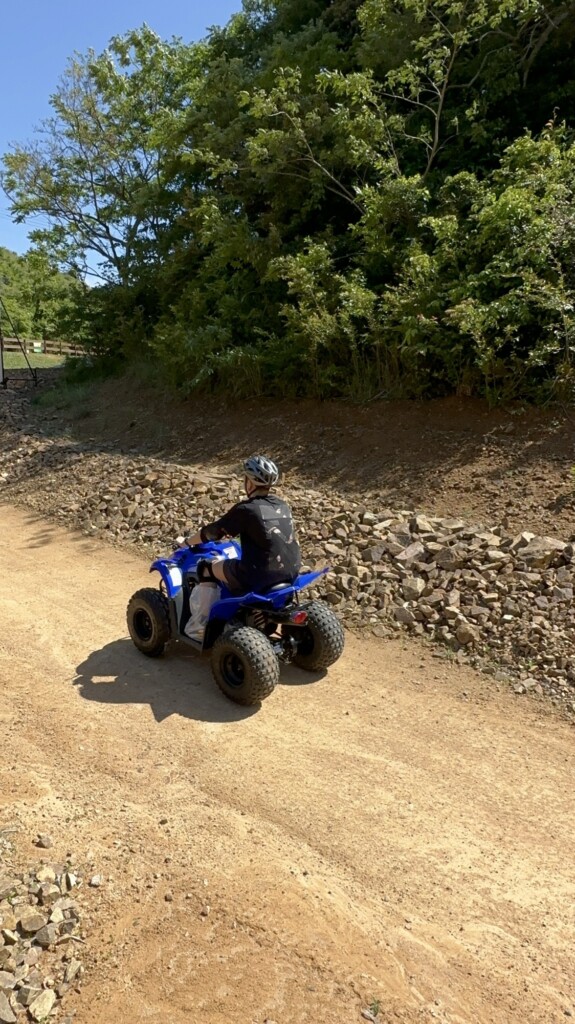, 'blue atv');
126,540,345,705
